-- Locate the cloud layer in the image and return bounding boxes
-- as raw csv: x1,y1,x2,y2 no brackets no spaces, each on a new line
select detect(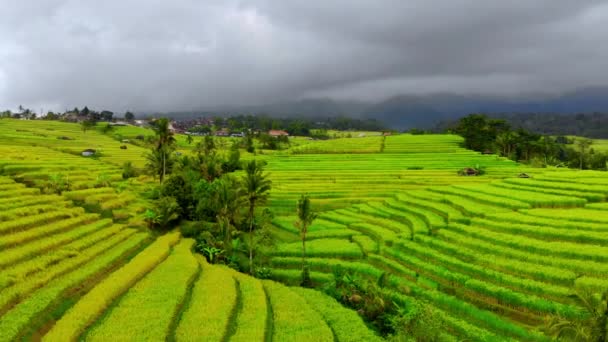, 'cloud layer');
1,0,607,113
